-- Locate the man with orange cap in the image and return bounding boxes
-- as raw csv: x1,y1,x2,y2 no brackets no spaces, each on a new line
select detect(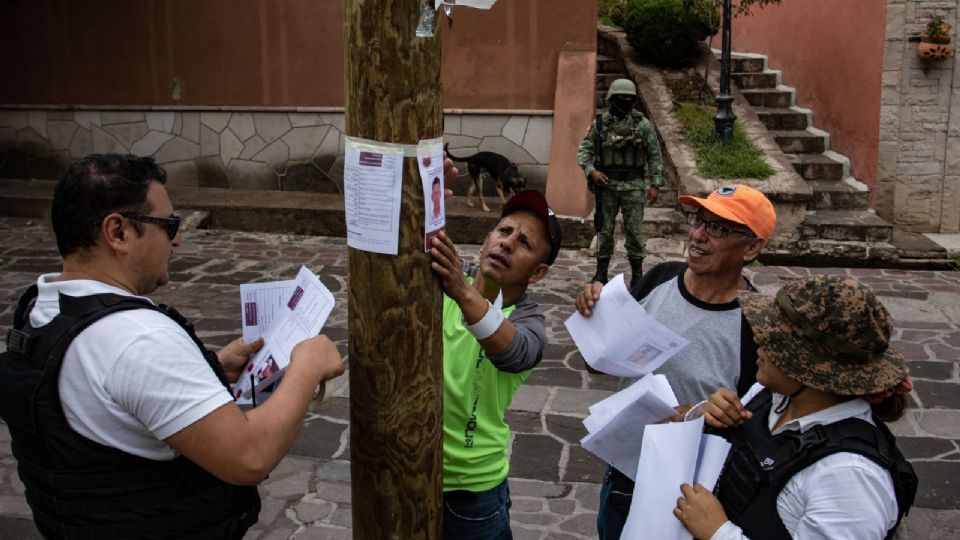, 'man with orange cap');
575,184,777,540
